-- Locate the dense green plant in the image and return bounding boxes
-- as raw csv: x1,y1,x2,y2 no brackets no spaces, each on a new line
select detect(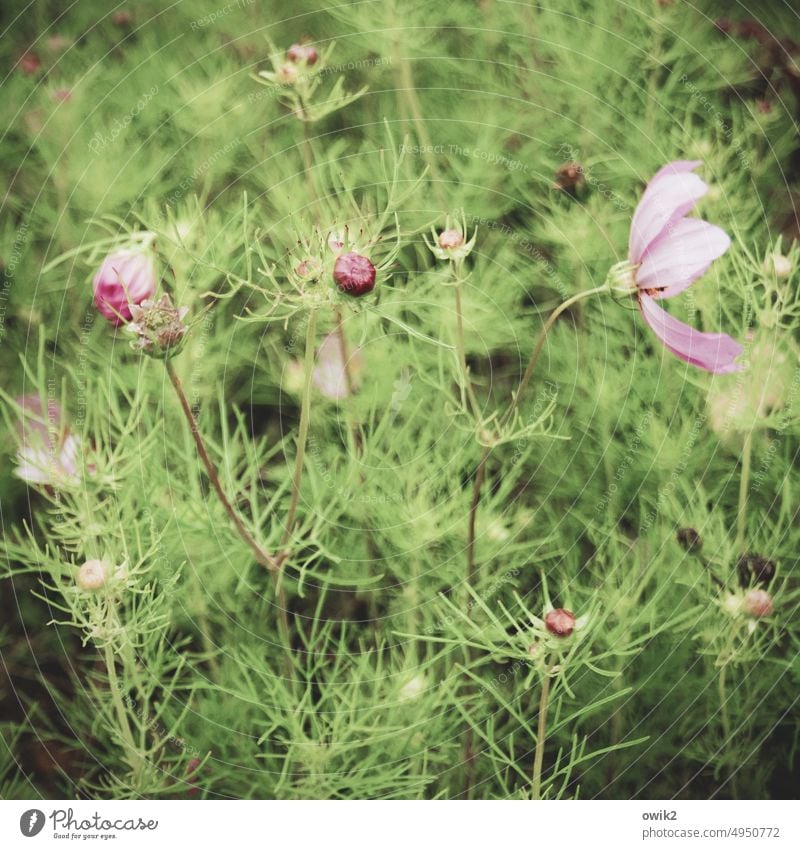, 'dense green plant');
1,0,799,800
